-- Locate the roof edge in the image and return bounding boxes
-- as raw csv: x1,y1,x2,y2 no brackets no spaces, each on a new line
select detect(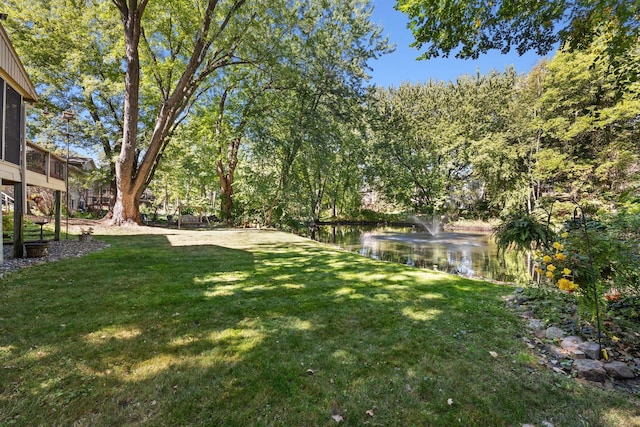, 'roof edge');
0,21,39,103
